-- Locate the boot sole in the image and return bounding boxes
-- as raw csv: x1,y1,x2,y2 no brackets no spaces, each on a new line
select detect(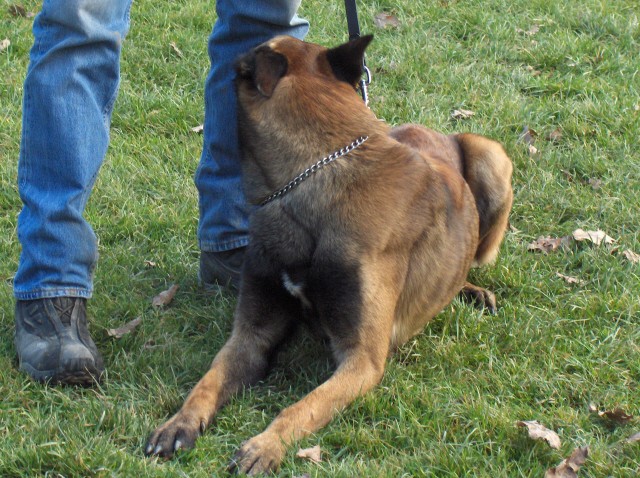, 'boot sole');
20,362,103,387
